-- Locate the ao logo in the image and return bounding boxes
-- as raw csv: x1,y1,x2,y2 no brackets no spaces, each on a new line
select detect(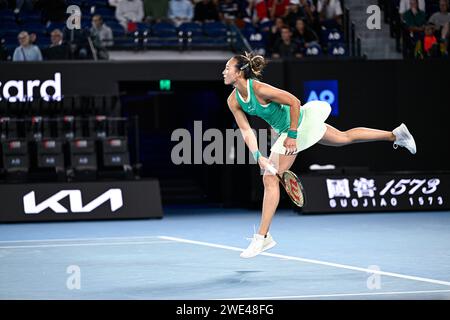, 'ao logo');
250,33,262,41
333,47,345,55
328,32,341,41
306,47,319,55
306,89,335,105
